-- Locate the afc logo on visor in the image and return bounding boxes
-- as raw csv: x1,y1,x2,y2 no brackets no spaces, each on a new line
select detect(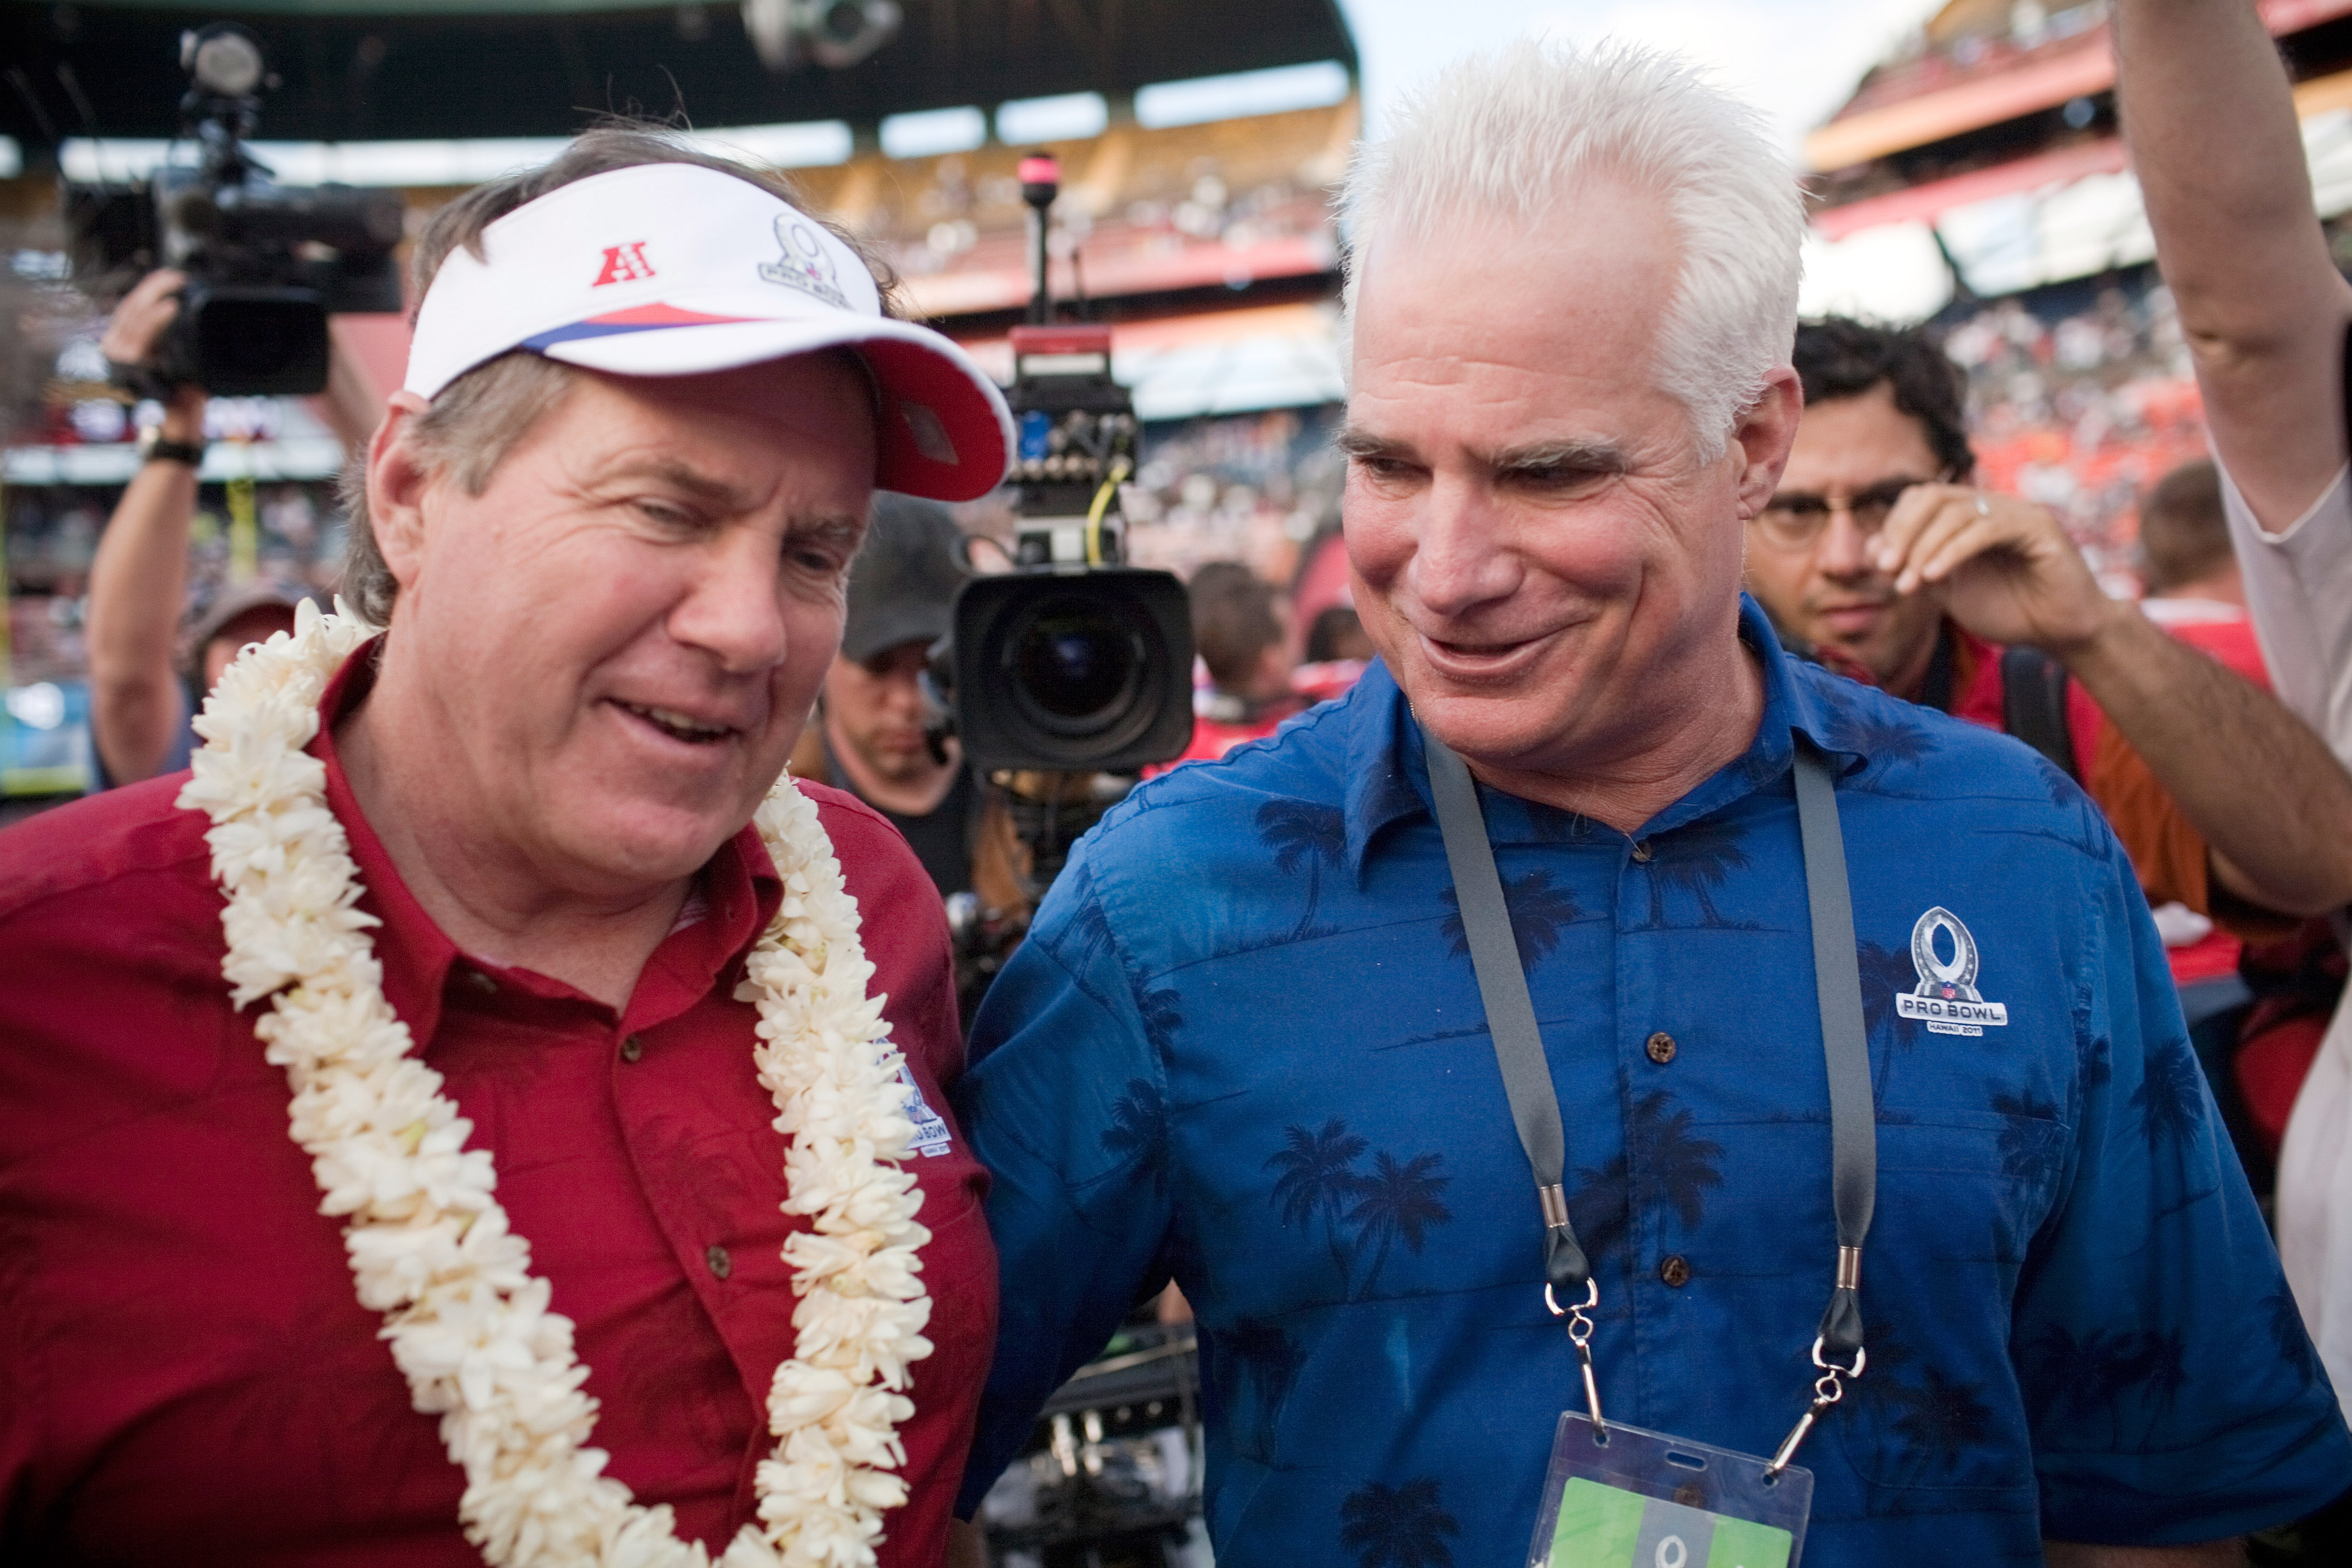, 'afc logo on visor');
759,217,850,309
1895,906,2010,1036
592,242,657,288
